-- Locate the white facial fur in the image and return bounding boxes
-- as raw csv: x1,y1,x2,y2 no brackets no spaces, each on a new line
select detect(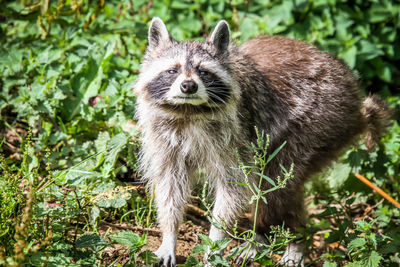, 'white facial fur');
135,51,240,108
134,56,185,95
164,73,208,105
